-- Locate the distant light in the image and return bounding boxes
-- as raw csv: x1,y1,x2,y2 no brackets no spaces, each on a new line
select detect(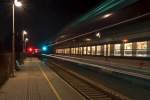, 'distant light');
123,39,128,43
14,0,22,7
28,47,33,52
85,38,91,42
42,46,48,51
96,32,101,38
23,30,27,35
102,13,112,19
25,38,29,42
